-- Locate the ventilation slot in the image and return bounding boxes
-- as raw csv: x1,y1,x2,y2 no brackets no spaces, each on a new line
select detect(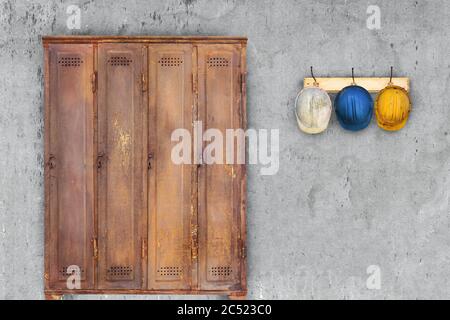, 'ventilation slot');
207,57,229,68
157,266,182,278
108,56,132,66
58,56,83,67
58,266,85,278
107,265,133,280
158,57,183,67
209,266,232,279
